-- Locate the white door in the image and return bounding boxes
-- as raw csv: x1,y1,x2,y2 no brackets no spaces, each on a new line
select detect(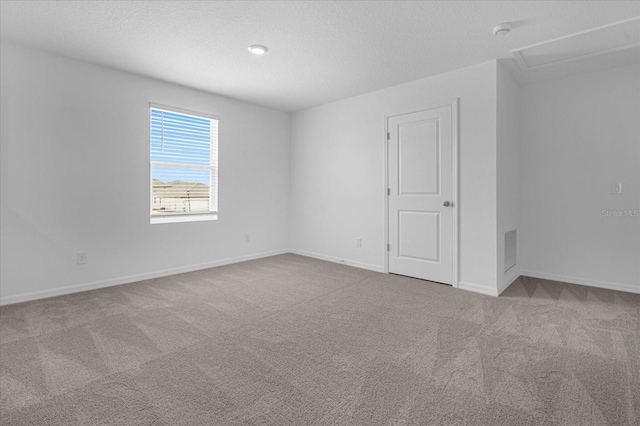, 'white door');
387,102,456,285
